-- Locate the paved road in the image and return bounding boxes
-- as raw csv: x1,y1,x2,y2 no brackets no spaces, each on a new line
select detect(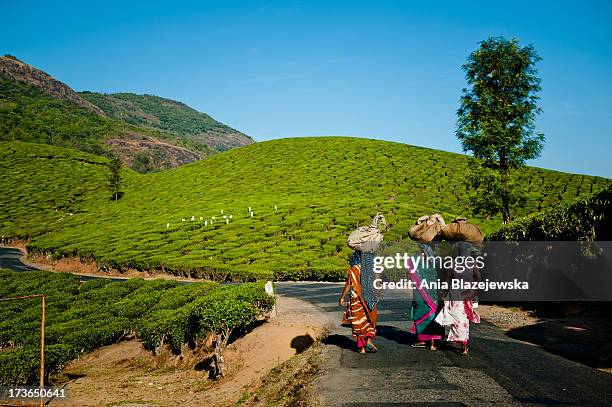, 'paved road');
0,246,39,272
276,282,612,407
3,247,612,406
0,246,188,284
